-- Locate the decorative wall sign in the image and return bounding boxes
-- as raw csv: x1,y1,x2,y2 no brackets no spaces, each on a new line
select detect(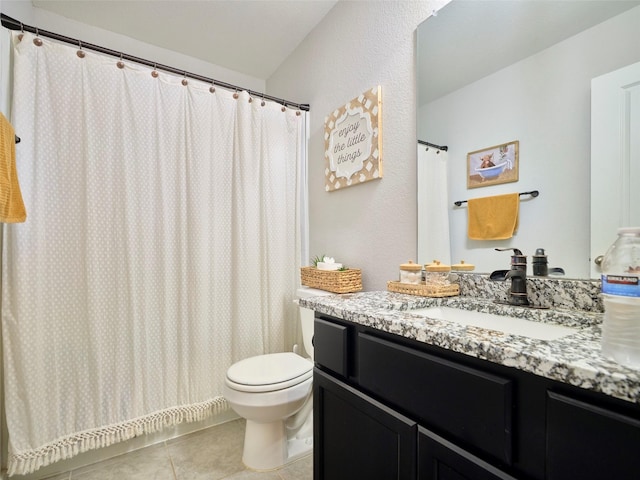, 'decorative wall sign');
324,86,382,191
467,140,519,189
